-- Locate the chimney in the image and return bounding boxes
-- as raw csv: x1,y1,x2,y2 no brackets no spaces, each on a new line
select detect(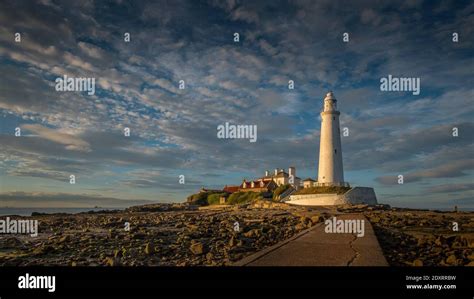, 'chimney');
274,169,278,175
289,167,295,177
265,170,269,177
